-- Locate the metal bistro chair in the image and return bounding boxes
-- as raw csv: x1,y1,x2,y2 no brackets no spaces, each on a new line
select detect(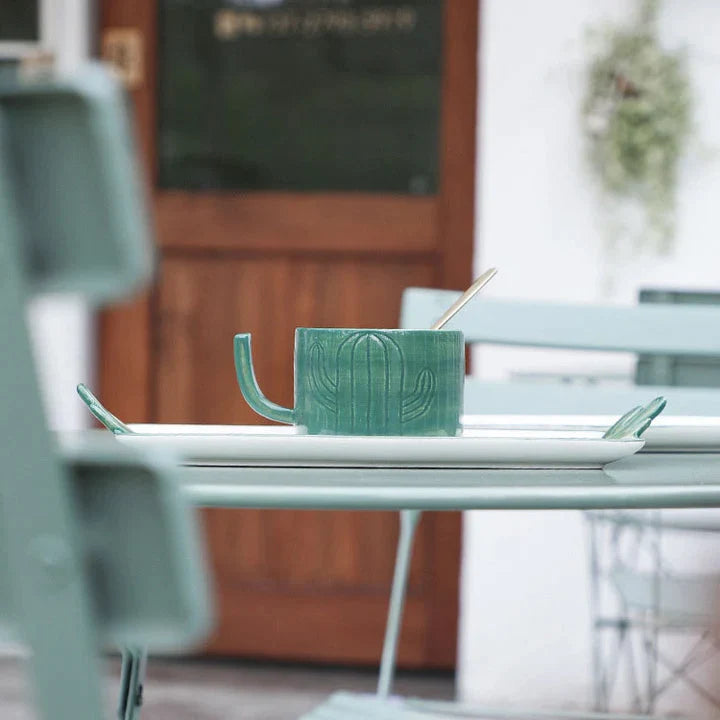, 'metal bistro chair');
586,509,720,714
586,288,720,715
318,288,720,720
0,63,212,720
